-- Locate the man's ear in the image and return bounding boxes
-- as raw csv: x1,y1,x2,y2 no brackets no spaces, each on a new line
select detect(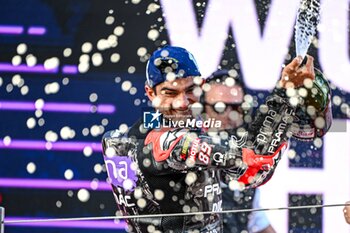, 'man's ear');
145,85,156,101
